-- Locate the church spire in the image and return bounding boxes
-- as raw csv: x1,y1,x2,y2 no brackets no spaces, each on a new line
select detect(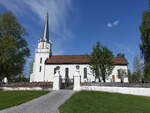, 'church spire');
42,12,49,42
